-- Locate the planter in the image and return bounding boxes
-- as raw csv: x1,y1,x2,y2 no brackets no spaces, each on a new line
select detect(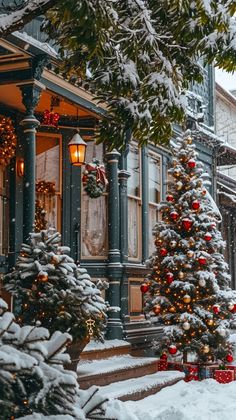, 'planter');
66,336,90,371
